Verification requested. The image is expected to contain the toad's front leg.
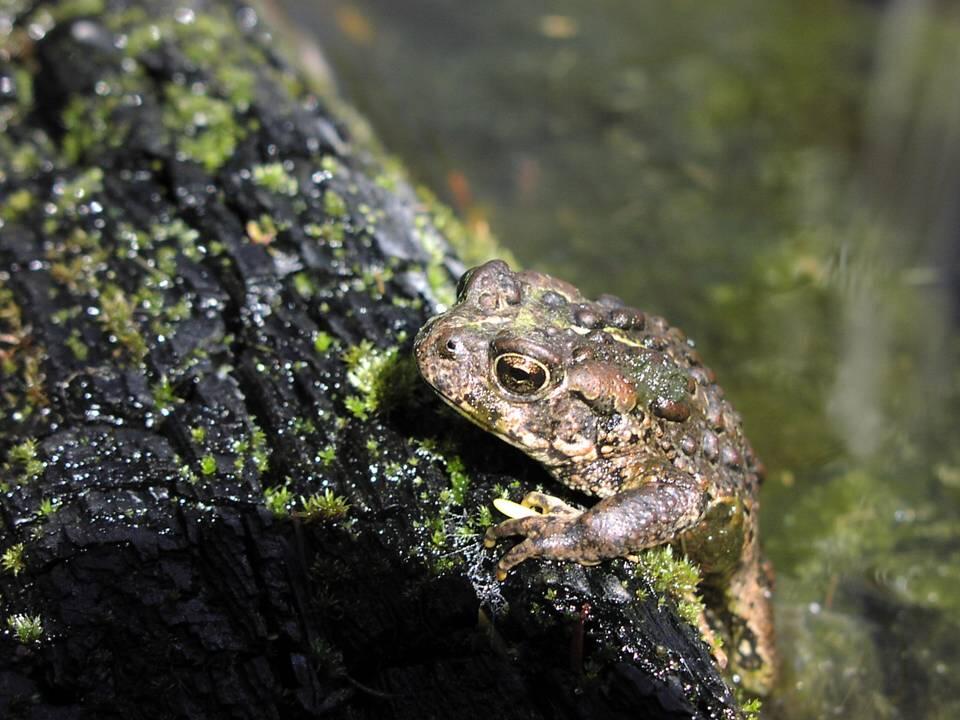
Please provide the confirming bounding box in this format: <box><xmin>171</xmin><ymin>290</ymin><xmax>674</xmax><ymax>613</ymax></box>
<box><xmin>484</xmin><ymin>468</ymin><xmax>706</xmax><ymax>580</ymax></box>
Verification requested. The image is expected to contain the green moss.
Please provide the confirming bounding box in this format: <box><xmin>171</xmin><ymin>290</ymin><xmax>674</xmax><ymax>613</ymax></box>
<box><xmin>313</xmin><ymin>331</ymin><xmax>334</xmax><ymax>353</ymax></box>
<box><xmin>7</xmin><ymin>439</ymin><xmax>44</xmax><ymax>482</ymax></box>
<box><xmin>253</xmin><ymin>162</ymin><xmax>299</xmax><ymax>196</ymax></box>
<box><xmin>7</xmin><ymin>613</ymin><xmax>42</xmax><ymax>644</ymax></box>
<box><xmin>163</xmin><ymin>83</ymin><xmax>243</xmax><ymax>173</ymax></box>
<box><xmin>190</xmin><ymin>426</ymin><xmax>206</xmax><ymax>443</ymax></box>
<box><xmin>342</xmin><ymin>341</ymin><xmax>419</xmax><ymax>420</ymax></box>
<box><xmin>38</xmin><ymin>497</ymin><xmax>61</xmax><ymax>517</ymax></box>
<box><xmin>323</xmin><ymin>189</ymin><xmax>348</xmax><ymax>219</ymax></box>
<box><xmin>65</xmin><ymin>330</ymin><xmax>89</xmax><ymax>361</ymax></box>
<box><xmin>739</xmin><ymin>695</ymin><xmax>762</xmax><ymax>719</ymax></box>
<box><xmin>264</xmin><ymin>483</ymin><xmax>294</xmax><ymax>517</ymax></box>
<box><xmin>299</xmin><ymin>489</ymin><xmax>350</xmax><ymax>522</ymax></box>
<box><xmin>50</xmin><ymin>0</ymin><xmax>105</xmax><ymax>20</ymax></box>
<box><xmin>56</xmin><ymin>167</ymin><xmax>104</xmax><ymax>216</ymax></box>
<box><xmin>99</xmin><ymin>284</ymin><xmax>147</xmax><ymax>362</ymax></box>
<box><xmin>1</xmin><ymin>189</ymin><xmax>33</xmax><ymax>222</ymax></box>
<box><xmin>61</xmin><ymin>92</ymin><xmax>123</xmax><ymax>164</ymax></box>
<box><xmin>152</xmin><ymin>377</ymin><xmax>177</xmax><ymax>413</ymax></box>
<box><xmin>199</xmin><ymin>454</ymin><xmax>217</xmax><ymax>476</ymax></box>
<box><xmin>445</xmin><ymin>455</ymin><xmax>470</xmax><ymax>505</ymax></box>
<box><xmin>633</xmin><ymin>545</ymin><xmax>705</xmax><ymax>628</ymax></box>
<box><xmin>1</xmin><ymin>544</ymin><xmax>25</xmax><ymax>576</ymax></box>
<box><xmin>318</xmin><ymin>445</ymin><xmax>336</xmax><ymax>466</ymax></box>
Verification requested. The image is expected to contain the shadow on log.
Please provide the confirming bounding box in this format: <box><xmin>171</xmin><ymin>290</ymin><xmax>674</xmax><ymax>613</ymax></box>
<box><xmin>0</xmin><ymin>1</ymin><xmax>743</xmax><ymax>717</ymax></box>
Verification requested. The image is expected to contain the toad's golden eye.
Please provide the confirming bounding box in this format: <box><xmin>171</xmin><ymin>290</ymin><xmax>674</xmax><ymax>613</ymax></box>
<box><xmin>494</xmin><ymin>353</ymin><xmax>550</xmax><ymax>396</ymax></box>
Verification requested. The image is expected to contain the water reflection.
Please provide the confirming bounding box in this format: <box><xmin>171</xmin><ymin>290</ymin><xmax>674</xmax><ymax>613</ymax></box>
<box><xmin>278</xmin><ymin>1</ymin><xmax>960</xmax><ymax>716</ymax></box>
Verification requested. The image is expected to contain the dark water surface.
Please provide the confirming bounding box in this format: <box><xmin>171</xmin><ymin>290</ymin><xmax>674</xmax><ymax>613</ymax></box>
<box><xmin>278</xmin><ymin>1</ymin><xmax>960</xmax><ymax>716</ymax></box>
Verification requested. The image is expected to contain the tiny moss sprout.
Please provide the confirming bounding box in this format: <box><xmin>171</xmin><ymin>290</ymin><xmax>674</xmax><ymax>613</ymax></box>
<box><xmin>318</xmin><ymin>445</ymin><xmax>336</xmax><ymax>466</ymax></box>
<box><xmin>38</xmin><ymin>497</ymin><xmax>61</xmax><ymax>517</ymax></box>
<box><xmin>323</xmin><ymin>189</ymin><xmax>347</xmax><ymax>219</ymax></box>
<box><xmin>740</xmin><ymin>695</ymin><xmax>762</xmax><ymax>719</ymax></box>
<box><xmin>313</xmin><ymin>331</ymin><xmax>334</xmax><ymax>353</ymax></box>
<box><xmin>152</xmin><ymin>377</ymin><xmax>178</xmax><ymax>413</ymax></box>
<box><xmin>1</xmin><ymin>544</ymin><xmax>26</xmax><ymax>576</ymax></box>
<box><xmin>298</xmin><ymin>489</ymin><xmax>350</xmax><ymax>522</ymax></box>
<box><xmin>7</xmin><ymin>613</ymin><xmax>43</xmax><ymax>643</ymax></box>
<box><xmin>252</xmin><ymin>162</ymin><xmax>298</xmax><ymax>196</ymax></box>
<box><xmin>264</xmin><ymin>484</ymin><xmax>294</xmax><ymax>517</ymax></box>
<box><xmin>190</xmin><ymin>426</ymin><xmax>207</xmax><ymax>443</ymax></box>
<box><xmin>445</xmin><ymin>455</ymin><xmax>470</xmax><ymax>505</ymax></box>
<box><xmin>7</xmin><ymin>439</ymin><xmax>45</xmax><ymax>482</ymax></box>
<box><xmin>199</xmin><ymin>454</ymin><xmax>217</xmax><ymax>476</ymax></box>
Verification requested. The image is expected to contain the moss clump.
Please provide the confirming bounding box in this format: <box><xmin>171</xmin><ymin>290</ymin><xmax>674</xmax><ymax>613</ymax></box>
<box><xmin>264</xmin><ymin>484</ymin><xmax>294</xmax><ymax>517</ymax></box>
<box><xmin>65</xmin><ymin>330</ymin><xmax>89</xmax><ymax>361</ymax></box>
<box><xmin>99</xmin><ymin>284</ymin><xmax>148</xmax><ymax>362</ymax></box>
<box><xmin>313</xmin><ymin>331</ymin><xmax>334</xmax><ymax>353</ymax></box>
<box><xmin>323</xmin><ymin>189</ymin><xmax>348</xmax><ymax>219</ymax></box>
<box><xmin>317</xmin><ymin>445</ymin><xmax>336</xmax><ymax>466</ymax></box>
<box><xmin>445</xmin><ymin>454</ymin><xmax>470</xmax><ymax>505</ymax></box>
<box><xmin>61</xmin><ymin>94</ymin><xmax>123</xmax><ymax>164</ymax></box>
<box><xmin>163</xmin><ymin>83</ymin><xmax>243</xmax><ymax>173</ymax></box>
<box><xmin>298</xmin><ymin>489</ymin><xmax>350</xmax><ymax>522</ymax></box>
<box><xmin>152</xmin><ymin>377</ymin><xmax>177</xmax><ymax>413</ymax></box>
<box><xmin>7</xmin><ymin>439</ymin><xmax>44</xmax><ymax>482</ymax></box>
<box><xmin>253</xmin><ymin>163</ymin><xmax>298</xmax><ymax>196</ymax></box>
<box><xmin>341</xmin><ymin>341</ymin><xmax>419</xmax><ymax>420</ymax></box>
<box><xmin>38</xmin><ymin>497</ymin><xmax>61</xmax><ymax>517</ymax></box>
<box><xmin>7</xmin><ymin>613</ymin><xmax>43</xmax><ymax>643</ymax></box>
<box><xmin>1</xmin><ymin>189</ymin><xmax>33</xmax><ymax>222</ymax></box>
<box><xmin>199</xmin><ymin>454</ymin><xmax>217</xmax><ymax>476</ymax></box>
<box><xmin>633</xmin><ymin>545</ymin><xmax>705</xmax><ymax>628</ymax></box>
<box><xmin>1</xmin><ymin>544</ymin><xmax>26</xmax><ymax>576</ymax></box>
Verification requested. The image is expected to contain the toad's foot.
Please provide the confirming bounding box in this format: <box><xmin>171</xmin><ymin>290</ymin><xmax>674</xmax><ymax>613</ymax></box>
<box><xmin>484</xmin><ymin>478</ymin><xmax>705</xmax><ymax>581</ymax></box>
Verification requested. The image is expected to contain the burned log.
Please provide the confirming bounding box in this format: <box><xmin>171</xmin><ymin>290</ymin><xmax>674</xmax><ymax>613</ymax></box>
<box><xmin>0</xmin><ymin>1</ymin><xmax>744</xmax><ymax>717</ymax></box>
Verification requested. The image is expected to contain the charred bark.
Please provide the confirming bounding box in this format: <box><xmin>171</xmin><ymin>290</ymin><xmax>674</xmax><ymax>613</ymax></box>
<box><xmin>0</xmin><ymin>1</ymin><xmax>743</xmax><ymax>718</ymax></box>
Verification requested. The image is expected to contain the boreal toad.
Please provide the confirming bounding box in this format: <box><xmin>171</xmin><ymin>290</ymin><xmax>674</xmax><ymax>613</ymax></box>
<box><xmin>414</xmin><ymin>259</ymin><xmax>776</xmax><ymax>695</ymax></box>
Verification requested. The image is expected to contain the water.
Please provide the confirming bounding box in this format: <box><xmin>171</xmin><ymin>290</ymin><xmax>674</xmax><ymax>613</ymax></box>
<box><xmin>277</xmin><ymin>1</ymin><xmax>960</xmax><ymax>716</ymax></box>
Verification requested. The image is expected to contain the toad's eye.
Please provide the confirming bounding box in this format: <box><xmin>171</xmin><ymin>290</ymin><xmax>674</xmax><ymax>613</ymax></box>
<box><xmin>494</xmin><ymin>353</ymin><xmax>550</xmax><ymax>396</ymax></box>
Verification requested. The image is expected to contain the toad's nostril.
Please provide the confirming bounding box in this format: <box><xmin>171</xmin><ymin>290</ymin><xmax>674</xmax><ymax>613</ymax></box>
<box><xmin>438</xmin><ymin>331</ymin><xmax>463</xmax><ymax>359</ymax></box>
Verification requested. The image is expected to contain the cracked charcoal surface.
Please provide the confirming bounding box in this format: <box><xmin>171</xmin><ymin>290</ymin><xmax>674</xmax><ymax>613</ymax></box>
<box><xmin>0</xmin><ymin>1</ymin><xmax>742</xmax><ymax>718</ymax></box>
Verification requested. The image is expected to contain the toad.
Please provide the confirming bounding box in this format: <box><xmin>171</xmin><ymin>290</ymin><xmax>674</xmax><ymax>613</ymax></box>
<box><xmin>414</xmin><ymin>259</ymin><xmax>776</xmax><ymax>695</ymax></box>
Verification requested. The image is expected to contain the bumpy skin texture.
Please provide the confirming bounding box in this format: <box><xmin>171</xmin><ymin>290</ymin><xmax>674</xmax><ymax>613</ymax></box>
<box><xmin>415</xmin><ymin>260</ymin><xmax>776</xmax><ymax>695</ymax></box>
